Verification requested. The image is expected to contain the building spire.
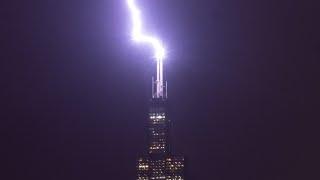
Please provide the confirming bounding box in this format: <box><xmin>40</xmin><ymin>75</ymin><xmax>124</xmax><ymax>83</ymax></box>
<box><xmin>153</xmin><ymin>60</ymin><xmax>167</xmax><ymax>99</ymax></box>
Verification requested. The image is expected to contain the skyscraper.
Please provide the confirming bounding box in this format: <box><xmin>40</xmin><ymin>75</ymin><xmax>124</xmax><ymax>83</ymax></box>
<box><xmin>125</xmin><ymin>1</ymin><xmax>184</xmax><ymax>178</ymax></box>
<box><xmin>137</xmin><ymin>73</ymin><xmax>185</xmax><ymax>180</ymax></box>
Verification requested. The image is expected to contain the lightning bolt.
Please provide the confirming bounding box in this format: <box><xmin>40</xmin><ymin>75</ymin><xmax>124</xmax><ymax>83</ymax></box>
<box><xmin>126</xmin><ymin>0</ymin><xmax>166</xmax><ymax>61</ymax></box>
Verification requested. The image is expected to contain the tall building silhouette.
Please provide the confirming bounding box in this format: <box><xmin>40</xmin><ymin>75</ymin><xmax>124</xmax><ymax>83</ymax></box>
<box><xmin>137</xmin><ymin>69</ymin><xmax>185</xmax><ymax>180</ymax></box>
<box><xmin>125</xmin><ymin>1</ymin><xmax>184</xmax><ymax>179</ymax></box>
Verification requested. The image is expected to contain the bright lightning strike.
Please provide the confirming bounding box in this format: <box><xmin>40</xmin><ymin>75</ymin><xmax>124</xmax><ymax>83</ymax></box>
<box><xmin>126</xmin><ymin>0</ymin><xmax>166</xmax><ymax>61</ymax></box>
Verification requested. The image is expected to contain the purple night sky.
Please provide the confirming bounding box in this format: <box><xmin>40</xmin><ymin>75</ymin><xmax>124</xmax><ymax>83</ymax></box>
<box><xmin>1</xmin><ymin>0</ymin><xmax>318</xmax><ymax>179</ymax></box>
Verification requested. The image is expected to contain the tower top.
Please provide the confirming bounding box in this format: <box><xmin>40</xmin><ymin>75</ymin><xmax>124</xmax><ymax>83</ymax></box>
<box><xmin>126</xmin><ymin>0</ymin><xmax>167</xmax><ymax>99</ymax></box>
<box><xmin>152</xmin><ymin>60</ymin><xmax>167</xmax><ymax>99</ymax></box>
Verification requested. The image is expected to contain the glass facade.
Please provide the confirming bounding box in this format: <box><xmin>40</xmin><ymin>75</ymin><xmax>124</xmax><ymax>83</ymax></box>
<box><xmin>137</xmin><ymin>98</ymin><xmax>185</xmax><ymax>180</ymax></box>
<box><xmin>137</xmin><ymin>157</ymin><xmax>185</xmax><ymax>180</ymax></box>
<box><xmin>148</xmin><ymin>112</ymin><xmax>168</xmax><ymax>154</ymax></box>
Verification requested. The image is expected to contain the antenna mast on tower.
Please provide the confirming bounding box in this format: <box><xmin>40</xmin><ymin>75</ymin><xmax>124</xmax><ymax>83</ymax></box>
<box><xmin>153</xmin><ymin>59</ymin><xmax>166</xmax><ymax>99</ymax></box>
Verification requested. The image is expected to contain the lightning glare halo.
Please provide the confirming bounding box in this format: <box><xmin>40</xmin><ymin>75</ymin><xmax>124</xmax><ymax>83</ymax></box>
<box><xmin>127</xmin><ymin>0</ymin><xmax>166</xmax><ymax>61</ymax></box>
